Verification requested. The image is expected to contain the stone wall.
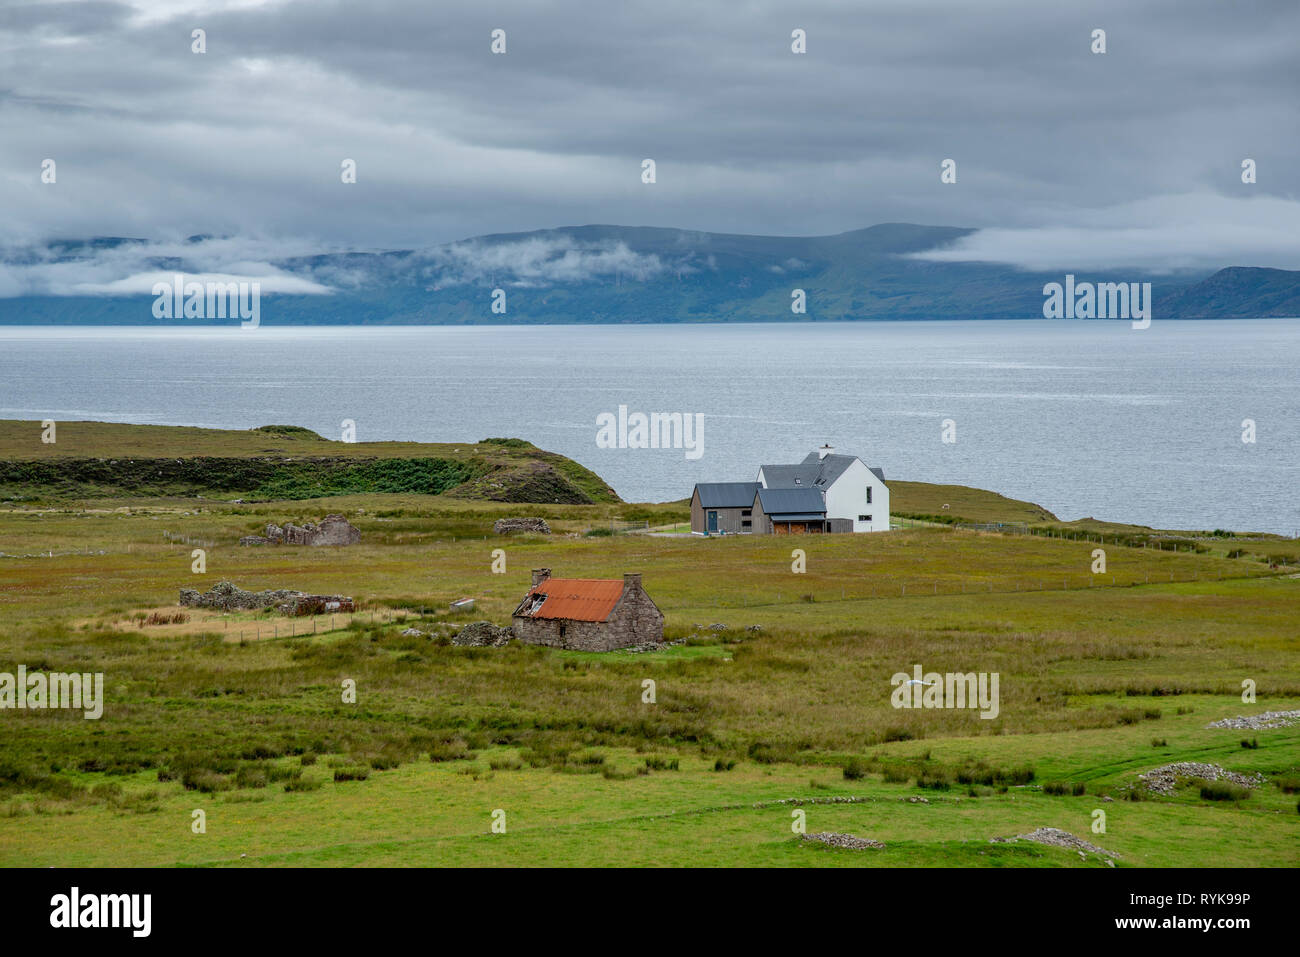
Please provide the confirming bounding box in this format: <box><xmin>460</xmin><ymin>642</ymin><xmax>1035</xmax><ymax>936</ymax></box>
<box><xmin>179</xmin><ymin>580</ymin><xmax>354</xmax><ymax>616</ymax></box>
<box><xmin>240</xmin><ymin>514</ymin><xmax>360</xmax><ymax>546</ymax></box>
<box><xmin>452</xmin><ymin>621</ymin><xmax>514</xmax><ymax>647</ymax></box>
<box><xmin>493</xmin><ymin>517</ymin><xmax>551</xmax><ymax>535</ymax></box>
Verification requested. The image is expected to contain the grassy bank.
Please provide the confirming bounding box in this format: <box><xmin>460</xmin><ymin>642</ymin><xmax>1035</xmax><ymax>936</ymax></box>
<box><xmin>0</xmin><ymin>421</ymin><xmax>618</xmax><ymax>505</ymax></box>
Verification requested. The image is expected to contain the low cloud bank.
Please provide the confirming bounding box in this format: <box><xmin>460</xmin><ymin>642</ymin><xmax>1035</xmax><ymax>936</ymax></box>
<box><xmin>416</xmin><ymin>236</ymin><xmax>666</xmax><ymax>289</ymax></box>
<box><xmin>907</xmin><ymin>195</ymin><xmax>1300</xmax><ymax>272</ymax></box>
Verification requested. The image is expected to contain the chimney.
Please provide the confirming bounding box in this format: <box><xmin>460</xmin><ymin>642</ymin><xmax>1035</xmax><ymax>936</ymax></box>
<box><xmin>531</xmin><ymin>568</ymin><xmax>551</xmax><ymax>587</ymax></box>
<box><xmin>623</xmin><ymin>572</ymin><xmax>642</xmax><ymax>592</ymax></box>
<box><xmin>818</xmin><ymin>443</ymin><xmax>834</xmax><ymax>460</ymax></box>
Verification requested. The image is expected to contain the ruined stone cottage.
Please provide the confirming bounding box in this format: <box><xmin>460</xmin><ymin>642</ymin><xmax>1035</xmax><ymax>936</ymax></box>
<box><xmin>511</xmin><ymin>568</ymin><xmax>663</xmax><ymax>651</ymax></box>
<box><xmin>239</xmin><ymin>514</ymin><xmax>360</xmax><ymax>547</ymax></box>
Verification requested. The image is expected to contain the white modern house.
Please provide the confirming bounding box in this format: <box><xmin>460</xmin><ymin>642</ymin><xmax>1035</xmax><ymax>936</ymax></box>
<box><xmin>691</xmin><ymin>445</ymin><xmax>890</xmax><ymax>535</ymax></box>
<box><xmin>757</xmin><ymin>445</ymin><xmax>890</xmax><ymax>533</ymax></box>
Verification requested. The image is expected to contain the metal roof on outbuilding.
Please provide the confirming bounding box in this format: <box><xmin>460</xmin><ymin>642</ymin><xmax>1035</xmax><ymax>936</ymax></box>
<box><xmin>694</xmin><ymin>481</ymin><xmax>761</xmax><ymax>508</ymax></box>
<box><xmin>515</xmin><ymin>578</ymin><xmax>625</xmax><ymax>622</ymax></box>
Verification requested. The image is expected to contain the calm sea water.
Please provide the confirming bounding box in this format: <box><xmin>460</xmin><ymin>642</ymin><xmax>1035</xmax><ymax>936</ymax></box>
<box><xmin>1</xmin><ymin>321</ymin><xmax>1297</xmax><ymax>534</ymax></box>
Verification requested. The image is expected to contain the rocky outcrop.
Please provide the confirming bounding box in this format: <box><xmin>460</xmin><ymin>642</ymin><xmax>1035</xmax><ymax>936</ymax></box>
<box><xmin>493</xmin><ymin>517</ymin><xmax>551</xmax><ymax>535</ymax></box>
<box><xmin>179</xmin><ymin>580</ymin><xmax>354</xmax><ymax>616</ymax></box>
<box><xmin>452</xmin><ymin>621</ymin><xmax>514</xmax><ymax>647</ymax></box>
<box><xmin>240</xmin><ymin>514</ymin><xmax>360</xmax><ymax>546</ymax></box>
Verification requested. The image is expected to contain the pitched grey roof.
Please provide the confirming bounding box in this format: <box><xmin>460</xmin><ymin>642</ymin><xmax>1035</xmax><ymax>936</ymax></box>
<box><xmin>756</xmin><ymin>486</ymin><xmax>826</xmax><ymax>516</ymax></box>
<box><xmin>694</xmin><ymin>481</ymin><xmax>760</xmax><ymax>508</ymax></box>
<box><xmin>759</xmin><ymin>453</ymin><xmax>887</xmax><ymax>489</ymax></box>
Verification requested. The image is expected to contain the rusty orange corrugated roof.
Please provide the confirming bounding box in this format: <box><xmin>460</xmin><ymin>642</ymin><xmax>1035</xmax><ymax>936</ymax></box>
<box><xmin>522</xmin><ymin>578</ymin><xmax>624</xmax><ymax>622</ymax></box>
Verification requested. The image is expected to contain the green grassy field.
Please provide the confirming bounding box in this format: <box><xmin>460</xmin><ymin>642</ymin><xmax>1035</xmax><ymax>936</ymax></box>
<box><xmin>1</xmin><ymin>423</ymin><xmax>1297</xmax><ymax>867</ymax></box>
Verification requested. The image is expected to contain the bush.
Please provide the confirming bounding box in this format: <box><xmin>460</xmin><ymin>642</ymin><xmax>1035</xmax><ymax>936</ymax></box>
<box><xmin>284</xmin><ymin>776</ymin><xmax>323</xmax><ymax>793</ymax></box>
<box><xmin>1043</xmin><ymin>781</ymin><xmax>1086</xmax><ymax>796</ymax></box>
<box><xmin>180</xmin><ymin>768</ymin><xmax>231</xmax><ymax>793</ymax></box>
<box><xmin>1241</xmin><ymin>738</ymin><xmax>1259</xmax><ymax>750</ymax></box>
<box><xmin>713</xmin><ymin>758</ymin><xmax>736</xmax><ymax>772</ymax></box>
<box><xmin>1151</xmin><ymin>738</ymin><xmax>1168</xmax><ymax>748</ymax></box>
<box><xmin>234</xmin><ymin>766</ymin><xmax>268</xmax><ymax>789</ymax></box>
<box><xmin>643</xmin><ymin>756</ymin><xmax>678</xmax><ymax>771</ymax></box>
<box><xmin>1274</xmin><ymin>775</ymin><xmax>1300</xmax><ymax>794</ymax></box>
<box><xmin>1199</xmin><ymin>780</ymin><xmax>1250</xmax><ymax>802</ymax></box>
<box><xmin>917</xmin><ymin>770</ymin><xmax>951</xmax><ymax>791</ymax></box>
<box><xmin>956</xmin><ymin>764</ymin><xmax>1035</xmax><ymax>787</ymax></box>
<box><xmin>430</xmin><ymin>740</ymin><xmax>476</xmax><ymax>762</ymax></box>
<box><xmin>332</xmin><ymin>767</ymin><xmax>370</xmax><ymax>783</ymax></box>
<box><xmin>843</xmin><ymin>758</ymin><xmax>868</xmax><ymax>781</ymax></box>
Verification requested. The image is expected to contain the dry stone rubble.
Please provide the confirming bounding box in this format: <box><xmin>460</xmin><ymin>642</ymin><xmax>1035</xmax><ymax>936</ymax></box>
<box><xmin>493</xmin><ymin>517</ymin><xmax>551</xmax><ymax>535</ymax></box>
<box><xmin>802</xmin><ymin>832</ymin><xmax>885</xmax><ymax>850</ymax></box>
<box><xmin>1139</xmin><ymin>762</ymin><xmax>1265</xmax><ymax>795</ymax></box>
<box><xmin>178</xmin><ymin>580</ymin><xmax>355</xmax><ymax>616</ymax></box>
<box><xmin>991</xmin><ymin>827</ymin><xmax>1118</xmax><ymax>859</ymax></box>
<box><xmin>239</xmin><ymin>514</ymin><xmax>360</xmax><ymax>546</ymax></box>
<box><xmin>1206</xmin><ymin>710</ymin><xmax>1300</xmax><ymax>730</ymax></box>
<box><xmin>452</xmin><ymin>621</ymin><xmax>514</xmax><ymax>647</ymax></box>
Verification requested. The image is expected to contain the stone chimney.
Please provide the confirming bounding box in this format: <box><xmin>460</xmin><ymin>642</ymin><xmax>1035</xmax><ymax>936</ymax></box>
<box><xmin>531</xmin><ymin>568</ymin><xmax>551</xmax><ymax>587</ymax></box>
<box><xmin>623</xmin><ymin>572</ymin><xmax>642</xmax><ymax>592</ymax></box>
<box><xmin>817</xmin><ymin>443</ymin><xmax>835</xmax><ymax>460</ymax></box>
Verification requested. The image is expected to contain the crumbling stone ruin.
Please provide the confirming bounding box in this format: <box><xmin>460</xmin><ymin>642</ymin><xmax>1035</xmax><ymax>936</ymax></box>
<box><xmin>510</xmin><ymin>569</ymin><xmax>663</xmax><ymax>652</ymax></box>
<box><xmin>492</xmin><ymin>517</ymin><xmax>551</xmax><ymax>535</ymax></box>
<box><xmin>178</xmin><ymin>580</ymin><xmax>355</xmax><ymax>616</ymax></box>
<box><xmin>451</xmin><ymin>621</ymin><xmax>514</xmax><ymax>647</ymax></box>
<box><xmin>239</xmin><ymin>514</ymin><xmax>361</xmax><ymax>546</ymax></box>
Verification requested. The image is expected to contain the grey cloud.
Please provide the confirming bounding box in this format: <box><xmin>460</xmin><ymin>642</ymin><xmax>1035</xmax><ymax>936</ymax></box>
<box><xmin>0</xmin><ymin>0</ymin><xmax>1296</xmax><ymax>263</ymax></box>
<box><xmin>0</xmin><ymin>236</ymin><xmax>337</xmax><ymax>296</ymax></box>
<box><xmin>908</xmin><ymin>194</ymin><xmax>1300</xmax><ymax>271</ymax></box>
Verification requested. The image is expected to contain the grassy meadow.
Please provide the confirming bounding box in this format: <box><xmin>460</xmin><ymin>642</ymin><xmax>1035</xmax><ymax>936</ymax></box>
<box><xmin>1</xmin><ymin>422</ymin><xmax>1298</xmax><ymax>868</ymax></box>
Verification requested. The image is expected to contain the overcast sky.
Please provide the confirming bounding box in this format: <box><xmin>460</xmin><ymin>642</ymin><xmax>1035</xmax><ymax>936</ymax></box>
<box><xmin>1</xmin><ymin>0</ymin><xmax>1297</xmax><ymax>270</ymax></box>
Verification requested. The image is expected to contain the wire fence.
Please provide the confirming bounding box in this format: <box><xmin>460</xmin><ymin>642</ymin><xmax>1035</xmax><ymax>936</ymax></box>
<box><xmin>220</xmin><ymin>608</ymin><xmax>415</xmax><ymax>643</ymax></box>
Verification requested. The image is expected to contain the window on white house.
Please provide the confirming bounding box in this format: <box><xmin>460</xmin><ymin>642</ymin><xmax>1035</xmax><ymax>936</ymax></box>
<box><xmin>865</xmin><ymin>487</ymin><xmax>872</xmax><ymax>504</ymax></box>
<box><xmin>859</xmin><ymin>515</ymin><xmax>872</xmax><ymax>522</ymax></box>
<box><xmin>741</xmin><ymin>509</ymin><xmax>751</xmax><ymax>516</ymax></box>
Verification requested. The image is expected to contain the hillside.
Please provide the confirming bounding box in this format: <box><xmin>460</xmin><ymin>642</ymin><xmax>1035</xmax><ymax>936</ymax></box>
<box><xmin>6</xmin><ymin>224</ymin><xmax>1295</xmax><ymax>325</ymax></box>
<box><xmin>1158</xmin><ymin>266</ymin><xmax>1300</xmax><ymax>319</ymax></box>
<box><xmin>0</xmin><ymin>421</ymin><xmax>619</xmax><ymax>505</ymax></box>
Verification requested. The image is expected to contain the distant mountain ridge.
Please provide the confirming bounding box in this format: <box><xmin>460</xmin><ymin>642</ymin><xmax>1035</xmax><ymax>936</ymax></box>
<box><xmin>3</xmin><ymin>223</ymin><xmax>1298</xmax><ymax>324</ymax></box>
